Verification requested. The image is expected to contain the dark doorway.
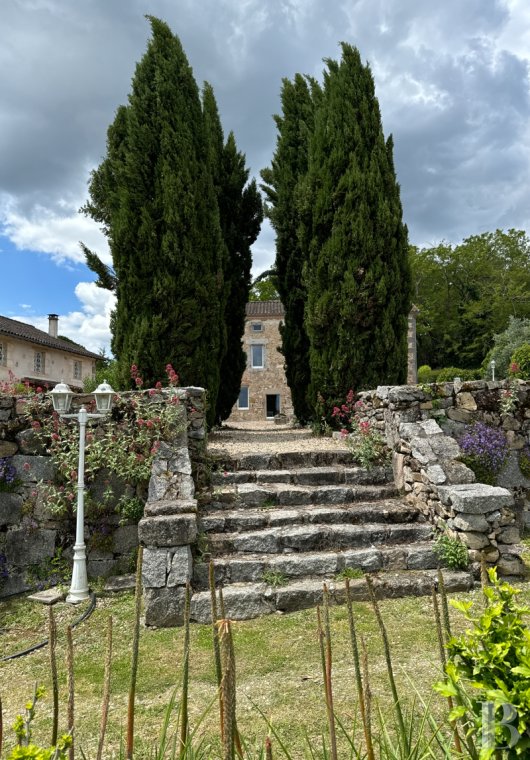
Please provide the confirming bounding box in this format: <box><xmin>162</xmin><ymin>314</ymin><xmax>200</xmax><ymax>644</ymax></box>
<box><xmin>266</xmin><ymin>394</ymin><xmax>281</xmax><ymax>418</ymax></box>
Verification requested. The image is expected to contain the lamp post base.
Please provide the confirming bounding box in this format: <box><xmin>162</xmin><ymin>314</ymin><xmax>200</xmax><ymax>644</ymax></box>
<box><xmin>66</xmin><ymin>542</ymin><xmax>89</xmax><ymax>604</ymax></box>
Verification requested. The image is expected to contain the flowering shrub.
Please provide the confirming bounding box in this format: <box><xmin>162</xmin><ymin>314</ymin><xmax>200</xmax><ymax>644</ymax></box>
<box><xmin>0</xmin><ymin>456</ymin><xmax>19</xmax><ymax>492</ymax></box>
<box><xmin>26</xmin><ymin>364</ymin><xmax>185</xmax><ymax>522</ymax></box>
<box><xmin>510</xmin><ymin>343</ymin><xmax>530</xmax><ymax>380</ymax></box>
<box><xmin>459</xmin><ymin>422</ymin><xmax>509</xmax><ymax>484</ymax></box>
<box><xmin>331</xmin><ymin>391</ymin><xmax>389</xmax><ymax>468</ymax></box>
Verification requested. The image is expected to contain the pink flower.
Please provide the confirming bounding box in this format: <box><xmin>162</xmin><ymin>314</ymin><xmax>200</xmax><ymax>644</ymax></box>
<box><xmin>51</xmin><ymin>433</ymin><xmax>60</xmax><ymax>441</ymax></box>
<box><xmin>155</xmin><ymin>381</ymin><xmax>162</xmax><ymax>389</ymax></box>
<box><xmin>36</xmin><ymin>386</ymin><xmax>43</xmax><ymax>393</ymax></box>
<box><xmin>148</xmin><ymin>389</ymin><xmax>156</xmax><ymax>397</ymax></box>
<box><xmin>31</xmin><ymin>420</ymin><xmax>41</xmax><ymax>429</ymax></box>
<box><xmin>135</xmin><ymin>376</ymin><xmax>143</xmax><ymax>388</ymax></box>
<box><xmin>340</xmin><ymin>428</ymin><xmax>348</xmax><ymax>438</ymax></box>
<box><xmin>137</xmin><ymin>418</ymin><xmax>145</xmax><ymax>426</ymax></box>
<box><xmin>510</xmin><ymin>362</ymin><xmax>520</xmax><ymax>375</ymax></box>
<box><xmin>70</xmin><ymin>469</ymin><xmax>78</xmax><ymax>481</ymax></box>
<box><xmin>23</xmin><ymin>462</ymin><xmax>31</xmax><ymax>471</ymax></box>
<box><xmin>146</xmin><ymin>420</ymin><xmax>154</xmax><ymax>428</ymax></box>
<box><xmin>359</xmin><ymin>420</ymin><xmax>370</xmax><ymax>434</ymax></box>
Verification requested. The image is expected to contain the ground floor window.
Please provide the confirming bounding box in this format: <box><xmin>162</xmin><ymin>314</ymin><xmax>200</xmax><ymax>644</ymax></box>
<box><xmin>238</xmin><ymin>386</ymin><xmax>249</xmax><ymax>409</ymax></box>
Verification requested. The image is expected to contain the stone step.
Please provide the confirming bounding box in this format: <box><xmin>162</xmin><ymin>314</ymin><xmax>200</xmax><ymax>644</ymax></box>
<box><xmin>211</xmin><ymin>464</ymin><xmax>392</xmax><ymax>487</ymax></box>
<box><xmin>203</xmin><ymin>482</ymin><xmax>398</xmax><ymax>510</ymax></box>
<box><xmin>193</xmin><ymin>541</ymin><xmax>440</xmax><ymax>588</ymax></box>
<box><xmin>217</xmin><ymin>450</ymin><xmax>356</xmax><ymax>471</ymax></box>
<box><xmin>189</xmin><ymin>569</ymin><xmax>475</xmax><ymax>623</ymax></box>
<box><xmin>206</xmin><ymin>521</ymin><xmax>433</xmax><ymax>556</ymax></box>
<box><xmin>198</xmin><ymin>500</ymin><xmax>421</xmax><ymax>534</ymax></box>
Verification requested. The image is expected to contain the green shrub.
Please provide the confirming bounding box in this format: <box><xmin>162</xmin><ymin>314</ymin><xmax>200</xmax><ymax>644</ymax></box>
<box><xmin>436</xmin><ymin>366</ymin><xmax>481</xmax><ymax>382</ymax></box>
<box><xmin>436</xmin><ymin>569</ymin><xmax>530</xmax><ymax>755</ymax></box>
<box><xmin>417</xmin><ymin>364</ymin><xmax>436</xmax><ymax>383</ymax></box>
<box><xmin>433</xmin><ymin>533</ymin><xmax>469</xmax><ymax>570</ymax></box>
<box><xmin>510</xmin><ymin>342</ymin><xmax>530</xmax><ymax>379</ymax></box>
<box><xmin>482</xmin><ymin>315</ymin><xmax>530</xmax><ymax>379</ymax></box>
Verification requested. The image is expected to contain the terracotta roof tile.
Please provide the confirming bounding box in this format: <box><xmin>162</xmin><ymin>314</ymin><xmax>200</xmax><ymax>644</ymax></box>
<box><xmin>245</xmin><ymin>300</ymin><xmax>285</xmax><ymax>318</ymax></box>
<box><xmin>0</xmin><ymin>316</ymin><xmax>100</xmax><ymax>359</ymax></box>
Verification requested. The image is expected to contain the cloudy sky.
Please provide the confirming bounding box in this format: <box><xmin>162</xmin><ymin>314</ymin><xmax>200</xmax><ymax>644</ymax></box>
<box><xmin>2</xmin><ymin>0</ymin><xmax>530</xmax><ymax>353</ymax></box>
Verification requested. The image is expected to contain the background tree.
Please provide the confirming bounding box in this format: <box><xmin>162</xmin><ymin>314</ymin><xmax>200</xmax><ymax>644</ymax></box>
<box><xmin>261</xmin><ymin>75</ymin><xmax>320</xmax><ymax>422</ymax></box>
<box><xmin>248</xmin><ymin>269</ymin><xmax>280</xmax><ymax>301</ymax></box>
<box><xmin>304</xmin><ymin>44</ymin><xmax>411</xmax><ymax>415</ymax></box>
<box><xmin>202</xmin><ymin>83</ymin><xmax>263</xmax><ymax>423</ymax></box>
<box><xmin>81</xmin><ymin>17</ymin><xmax>227</xmax><ymax>425</ymax></box>
<box><xmin>410</xmin><ymin>229</ymin><xmax>530</xmax><ymax>370</ymax></box>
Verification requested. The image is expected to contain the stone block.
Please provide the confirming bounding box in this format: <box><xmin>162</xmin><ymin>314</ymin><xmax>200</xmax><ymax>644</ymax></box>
<box><xmin>87</xmin><ymin>557</ymin><xmax>117</xmax><ymax>578</ymax></box>
<box><xmin>497</xmin><ymin>556</ymin><xmax>526</xmax><ymax>576</ymax></box>
<box><xmin>142</xmin><ymin>548</ymin><xmax>169</xmax><ymax>587</ymax></box>
<box><xmin>437</xmin><ymin>483</ymin><xmax>513</xmax><ymax>514</ymax></box>
<box><xmin>0</xmin><ymin>492</ymin><xmax>23</xmax><ymax>526</ymax></box>
<box><xmin>15</xmin><ymin>429</ymin><xmax>46</xmax><ymax>455</ymax></box>
<box><xmin>497</xmin><ymin>451</ymin><xmax>530</xmax><ymax>489</ymax></box>
<box><xmin>144</xmin><ymin>499</ymin><xmax>197</xmax><ymax>517</ymax></box>
<box><xmin>424</xmin><ymin>465</ymin><xmax>446</xmax><ymax>485</ymax></box>
<box><xmin>447</xmin><ymin>408</ymin><xmax>474</xmax><ymax>424</ymax></box>
<box><xmin>145</xmin><ymin>586</ymin><xmax>186</xmax><ymax>627</ymax></box>
<box><xmin>148</xmin><ymin>471</ymin><xmax>195</xmax><ymax>502</ymax></box>
<box><xmin>112</xmin><ymin>524</ymin><xmax>138</xmax><ymax>555</ymax></box>
<box><xmin>497</xmin><ymin>526</ymin><xmax>521</xmax><ymax>544</ymax></box>
<box><xmin>11</xmin><ymin>455</ymin><xmax>54</xmax><ymax>483</ymax></box>
<box><xmin>429</xmin><ymin>435</ymin><xmax>461</xmax><ymax>460</ymax></box>
<box><xmin>418</xmin><ymin>419</ymin><xmax>444</xmax><ymax>436</ymax></box>
<box><xmin>190</xmin><ymin>584</ymin><xmax>272</xmax><ymax>623</ymax></box>
<box><xmin>410</xmin><ymin>438</ymin><xmax>437</xmax><ymax>465</ymax></box>
<box><xmin>458</xmin><ymin>531</ymin><xmax>490</xmax><ymax>550</ymax></box>
<box><xmin>456</xmin><ymin>392</ymin><xmax>477</xmax><ymax>411</ymax></box>
<box><xmin>4</xmin><ymin>527</ymin><xmax>56</xmax><ymax>568</ymax></box>
<box><xmin>167</xmin><ymin>546</ymin><xmax>193</xmax><ymax>586</ymax></box>
<box><xmin>443</xmin><ymin>461</ymin><xmax>476</xmax><ymax>485</ymax></box>
<box><xmin>393</xmin><ymin>452</ymin><xmax>405</xmax><ymax>490</ymax></box>
<box><xmin>452</xmin><ymin>513</ymin><xmax>489</xmax><ymax>532</ymax></box>
<box><xmin>0</xmin><ymin>441</ymin><xmax>18</xmax><ymax>457</ymax></box>
<box><xmin>138</xmin><ymin>514</ymin><xmax>197</xmax><ymax>547</ymax></box>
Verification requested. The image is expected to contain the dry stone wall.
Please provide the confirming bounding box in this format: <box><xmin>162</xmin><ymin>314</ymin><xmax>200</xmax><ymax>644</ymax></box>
<box><xmin>0</xmin><ymin>387</ymin><xmax>205</xmax><ymax>600</ymax></box>
<box><xmin>359</xmin><ymin>380</ymin><xmax>530</xmax><ymax>577</ymax></box>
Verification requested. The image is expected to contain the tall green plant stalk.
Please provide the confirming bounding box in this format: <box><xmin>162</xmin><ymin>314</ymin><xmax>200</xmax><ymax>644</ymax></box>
<box><xmin>365</xmin><ymin>575</ymin><xmax>409</xmax><ymax>754</ymax></box>
<box><xmin>345</xmin><ymin>578</ymin><xmax>374</xmax><ymax>760</ymax></box>
<box><xmin>127</xmin><ymin>545</ymin><xmax>143</xmax><ymax>760</ymax></box>
<box><xmin>437</xmin><ymin>570</ymin><xmax>452</xmax><ymax>640</ymax></box>
<box><xmin>219</xmin><ymin>586</ymin><xmax>226</xmax><ymax>618</ymax></box>
<box><xmin>0</xmin><ymin>694</ymin><xmax>3</xmax><ymax>757</ymax></box>
<box><xmin>360</xmin><ymin>637</ymin><xmax>372</xmax><ymax>750</ymax></box>
<box><xmin>97</xmin><ymin>616</ymin><xmax>113</xmax><ymax>760</ymax></box>
<box><xmin>432</xmin><ymin>586</ymin><xmax>463</xmax><ymax>756</ymax></box>
<box><xmin>66</xmin><ymin>625</ymin><xmax>74</xmax><ymax>760</ymax></box>
<box><xmin>480</xmin><ymin>554</ymin><xmax>489</xmax><ymax>593</ymax></box>
<box><xmin>209</xmin><ymin>561</ymin><xmax>222</xmax><ymax>686</ymax></box>
<box><xmin>322</xmin><ymin>585</ymin><xmax>338</xmax><ymax>760</ymax></box>
<box><xmin>179</xmin><ymin>580</ymin><xmax>191</xmax><ymax>759</ymax></box>
<box><xmin>219</xmin><ymin>620</ymin><xmax>236</xmax><ymax>760</ymax></box>
<box><xmin>48</xmin><ymin>605</ymin><xmax>59</xmax><ymax>747</ymax></box>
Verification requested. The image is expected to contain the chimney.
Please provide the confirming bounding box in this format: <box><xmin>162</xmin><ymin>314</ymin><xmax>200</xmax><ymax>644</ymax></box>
<box><xmin>48</xmin><ymin>314</ymin><xmax>59</xmax><ymax>338</ymax></box>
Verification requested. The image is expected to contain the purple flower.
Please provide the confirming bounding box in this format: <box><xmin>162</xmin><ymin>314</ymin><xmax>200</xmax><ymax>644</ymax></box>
<box><xmin>459</xmin><ymin>423</ymin><xmax>508</xmax><ymax>475</ymax></box>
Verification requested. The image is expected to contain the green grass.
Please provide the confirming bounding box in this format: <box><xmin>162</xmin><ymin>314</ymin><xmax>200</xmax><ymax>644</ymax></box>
<box><xmin>335</xmin><ymin>566</ymin><xmax>364</xmax><ymax>581</ymax></box>
<box><xmin>262</xmin><ymin>570</ymin><xmax>288</xmax><ymax>587</ymax></box>
<box><xmin>1</xmin><ymin>582</ymin><xmax>530</xmax><ymax>758</ymax></box>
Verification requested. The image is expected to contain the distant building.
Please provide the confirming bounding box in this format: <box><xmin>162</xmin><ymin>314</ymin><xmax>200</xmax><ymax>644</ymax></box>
<box><xmin>0</xmin><ymin>314</ymin><xmax>99</xmax><ymax>390</ymax></box>
<box><xmin>229</xmin><ymin>300</ymin><xmax>293</xmax><ymax>421</ymax></box>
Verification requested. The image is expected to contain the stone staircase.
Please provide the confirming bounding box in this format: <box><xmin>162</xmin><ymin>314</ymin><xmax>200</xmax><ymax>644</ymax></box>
<box><xmin>190</xmin><ymin>450</ymin><xmax>474</xmax><ymax>622</ymax></box>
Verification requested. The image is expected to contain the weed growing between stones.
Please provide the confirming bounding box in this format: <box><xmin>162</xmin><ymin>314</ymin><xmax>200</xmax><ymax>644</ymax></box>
<box><xmin>434</xmin><ymin>533</ymin><xmax>470</xmax><ymax>571</ymax></box>
<box><xmin>262</xmin><ymin>570</ymin><xmax>288</xmax><ymax>587</ymax></box>
<box><xmin>335</xmin><ymin>566</ymin><xmax>364</xmax><ymax>581</ymax></box>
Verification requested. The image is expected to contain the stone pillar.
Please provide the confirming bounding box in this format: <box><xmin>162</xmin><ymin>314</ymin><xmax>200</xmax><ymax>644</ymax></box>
<box><xmin>138</xmin><ymin>387</ymin><xmax>206</xmax><ymax>626</ymax></box>
<box><xmin>407</xmin><ymin>305</ymin><xmax>420</xmax><ymax>384</ymax></box>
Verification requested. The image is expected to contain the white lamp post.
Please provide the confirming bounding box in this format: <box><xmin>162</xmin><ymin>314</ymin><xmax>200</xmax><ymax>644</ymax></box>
<box><xmin>490</xmin><ymin>359</ymin><xmax>496</xmax><ymax>382</ymax></box>
<box><xmin>50</xmin><ymin>380</ymin><xmax>115</xmax><ymax>603</ymax></box>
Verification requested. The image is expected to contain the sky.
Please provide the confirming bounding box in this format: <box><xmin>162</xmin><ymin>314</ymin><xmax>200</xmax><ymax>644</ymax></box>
<box><xmin>2</xmin><ymin>0</ymin><xmax>530</xmax><ymax>354</ymax></box>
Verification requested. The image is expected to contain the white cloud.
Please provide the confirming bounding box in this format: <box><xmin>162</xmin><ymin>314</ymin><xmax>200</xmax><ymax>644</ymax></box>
<box><xmin>0</xmin><ymin>193</ymin><xmax>110</xmax><ymax>265</ymax></box>
<box><xmin>11</xmin><ymin>282</ymin><xmax>115</xmax><ymax>355</ymax></box>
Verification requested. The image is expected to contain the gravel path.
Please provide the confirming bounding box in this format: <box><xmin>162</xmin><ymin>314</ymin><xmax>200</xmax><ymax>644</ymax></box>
<box><xmin>207</xmin><ymin>420</ymin><xmax>350</xmax><ymax>458</ymax></box>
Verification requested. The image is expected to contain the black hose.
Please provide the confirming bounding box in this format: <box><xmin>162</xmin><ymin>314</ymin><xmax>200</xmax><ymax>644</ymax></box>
<box><xmin>0</xmin><ymin>592</ymin><xmax>97</xmax><ymax>662</ymax></box>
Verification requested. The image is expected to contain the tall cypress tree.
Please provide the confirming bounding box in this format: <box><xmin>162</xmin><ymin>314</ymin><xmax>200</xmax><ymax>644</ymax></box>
<box><xmin>82</xmin><ymin>18</ymin><xmax>225</xmax><ymax>425</ymax></box>
<box><xmin>261</xmin><ymin>75</ymin><xmax>321</xmax><ymax>423</ymax></box>
<box><xmin>202</xmin><ymin>84</ymin><xmax>263</xmax><ymax>424</ymax></box>
<box><xmin>304</xmin><ymin>44</ymin><xmax>411</xmax><ymax>415</ymax></box>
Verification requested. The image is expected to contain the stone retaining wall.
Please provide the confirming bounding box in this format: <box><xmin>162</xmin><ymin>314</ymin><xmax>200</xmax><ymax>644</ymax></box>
<box><xmin>0</xmin><ymin>387</ymin><xmax>206</xmax><ymax>599</ymax></box>
<box><xmin>359</xmin><ymin>380</ymin><xmax>530</xmax><ymax>576</ymax></box>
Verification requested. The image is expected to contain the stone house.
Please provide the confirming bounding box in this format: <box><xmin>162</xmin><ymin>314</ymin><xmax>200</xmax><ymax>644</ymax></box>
<box><xmin>0</xmin><ymin>314</ymin><xmax>99</xmax><ymax>390</ymax></box>
<box><xmin>229</xmin><ymin>300</ymin><xmax>293</xmax><ymax>422</ymax></box>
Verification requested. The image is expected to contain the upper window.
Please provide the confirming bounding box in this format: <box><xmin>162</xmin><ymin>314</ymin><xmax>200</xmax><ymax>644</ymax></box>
<box><xmin>74</xmin><ymin>360</ymin><xmax>82</xmax><ymax>380</ymax></box>
<box><xmin>251</xmin><ymin>322</ymin><xmax>263</xmax><ymax>332</ymax></box>
<box><xmin>0</xmin><ymin>342</ymin><xmax>6</xmax><ymax>366</ymax></box>
<box><xmin>250</xmin><ymin>344</ymin><xmax>264</xmax><ymax>368</ymax></box>
<box><xmin>237</xmin><ymin>386</ymin><xmax>249</xmax><ymax>409</ymax></box>
<box><xmin>34</xmin><ymin>351</ymin><xmax>45</xmax><ymax>374</ymax></box>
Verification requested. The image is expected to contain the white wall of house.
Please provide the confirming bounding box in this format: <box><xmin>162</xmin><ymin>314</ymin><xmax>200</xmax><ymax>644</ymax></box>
<box><xmin>0</xmin><ymin>336</ymin><xmax>96</xmax><ymax>389</ymax></box>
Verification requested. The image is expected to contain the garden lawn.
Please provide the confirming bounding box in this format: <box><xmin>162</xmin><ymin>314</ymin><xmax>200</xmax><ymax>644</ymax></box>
<box><xmin>1</xmin><ymin>581</ymin><xmax>530</xmax><ymax>758</ymax></box>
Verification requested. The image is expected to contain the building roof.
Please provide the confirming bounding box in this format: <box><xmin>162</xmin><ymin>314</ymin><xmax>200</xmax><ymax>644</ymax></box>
<box><xmin>0</xmin><ymin>315</ymin><xmax>100</xmax><ymax>359</ymax></box>
<box><xmin>246</xmin><ymin>300</ymin><xmax>285</xmax><ymax>318</ymax></box>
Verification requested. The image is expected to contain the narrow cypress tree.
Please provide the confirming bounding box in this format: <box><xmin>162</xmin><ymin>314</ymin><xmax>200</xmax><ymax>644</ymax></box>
<box><xmin>202</xmin><ymin>84</ymin><xmax>263</xmax><ymax>424</ymax></box>
<box><xmin>261</xmin><ymin>75</ymin><xmax>321</xmax><ymax>423</ymax></box>
<box><xmin>304</xmin><ymin>44</ymin><xmax>411</xmax><ymax>415</ymax></box>
<box><xmin>82</xmin><ymin>18</ymin><xmax>225</xmax><ymax>425</ymax></box>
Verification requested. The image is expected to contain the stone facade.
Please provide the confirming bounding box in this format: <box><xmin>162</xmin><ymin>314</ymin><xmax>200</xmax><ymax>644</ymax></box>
<box><xmin>228</xmin><ymin>300</ymin><xmax>293</xmax><ymax>422</ymax></box>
